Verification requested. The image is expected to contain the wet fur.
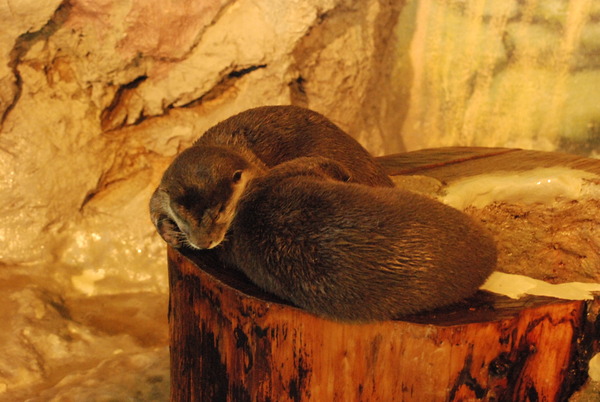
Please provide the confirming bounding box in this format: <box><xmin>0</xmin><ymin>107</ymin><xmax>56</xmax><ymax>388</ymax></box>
<box><xmin>149</xmin><ymin>106</ymin><xmax>497</xmax><ymax>321</ymax></box>
<box><xmin>195</xmin><ymin>105</ymin><xmax>393</xmax><ymax>187</ymax></box>
<box><xmin>222</xmin><ymin>157</ymin><xmax>497</xmax><ymax>322</ymax></box>
<box><xmin>150</xmin><ymin>146</ymin><xmax>265</xmax><ymax>249</ymax></box>
<box><xmin>150</xmin><ymin>105</ymin><xmax>393</xmax><ymax>249</ymax></box>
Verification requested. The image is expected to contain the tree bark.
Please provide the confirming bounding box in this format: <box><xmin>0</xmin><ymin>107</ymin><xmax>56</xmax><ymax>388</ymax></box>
<box><xmin>168</xmin><ymin>247</ymin><xmax>598</xmax><ymax>401</ymax></box>
<box><xmin>168</xmin><ymin>148</ymin><xmax>600</xmax><ymax>401</ymax></box>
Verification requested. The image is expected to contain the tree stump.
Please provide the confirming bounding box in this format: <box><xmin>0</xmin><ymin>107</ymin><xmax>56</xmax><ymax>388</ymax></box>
<box><xmin>168</xmin><ymin>148</ymin><xmax>600</xmax><ymax>401</ymax></box>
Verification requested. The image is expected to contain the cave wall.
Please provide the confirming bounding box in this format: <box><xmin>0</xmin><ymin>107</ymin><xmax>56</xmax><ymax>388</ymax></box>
<box><xmin>400</xmin><ymin>0</ymin><xmax>600</xmax><ymax>154</ymax></box>
<box><xmin>1</xmin><ymin>0</ymin><xmax>598</xmax><ymax>399</ymax></box>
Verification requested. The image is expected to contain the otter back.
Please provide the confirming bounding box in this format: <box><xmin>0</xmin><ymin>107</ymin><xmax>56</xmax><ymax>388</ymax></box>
<box><xmin>227</xmin><ymin>161</ymin><xmax>497</xmax><ymax>322</ymax></box>
<box><xmin>195</xmin><ymin>105</ymin><xmax>394</xmax><ymax>187</ymax></box>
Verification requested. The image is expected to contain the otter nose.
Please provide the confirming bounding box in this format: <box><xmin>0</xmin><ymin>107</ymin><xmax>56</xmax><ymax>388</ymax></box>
<box><xmin>186</xmin><ymin>230</ymin><xmax>224</xmax><ymax>250</ymax></box>
<box><xmin>185</xmin><ymin>235</ymin><xmax>212</xmax><ymax>250</ymax></box>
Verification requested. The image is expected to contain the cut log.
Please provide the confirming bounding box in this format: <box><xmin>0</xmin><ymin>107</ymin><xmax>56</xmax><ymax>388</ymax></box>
<box><xmin>168</xmin><ymin>148</ymin><xmax>600</xmax><ymax>401</ymax></box>
<box><xmin>168</xmin><ymin>248</ymin><xmax>599</xmax><ymax>401</ymax></box>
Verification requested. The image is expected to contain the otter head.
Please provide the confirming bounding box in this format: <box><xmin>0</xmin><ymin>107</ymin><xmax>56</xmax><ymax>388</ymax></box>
<box><xmin>150</xmin><ymin>145</ymin><xmax>262</xmax><ymax>250</ymax></box>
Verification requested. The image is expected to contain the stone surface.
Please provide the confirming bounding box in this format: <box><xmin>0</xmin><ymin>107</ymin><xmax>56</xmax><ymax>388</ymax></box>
<box><xmin>400</xmin><ymin>0</ymin><xmax>600</xmax><ymax>155</ymax></box>
<box><xmin>0</xmin><ymin>0</ymin><xmax>598</xmax><ymax>399</ymax></box>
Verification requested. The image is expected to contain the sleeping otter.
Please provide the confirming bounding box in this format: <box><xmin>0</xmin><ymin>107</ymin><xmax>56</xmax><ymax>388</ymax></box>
<box><xmin>195</xmin><ymin>105</ymin><xmax>393</xmax><ymax>187</ymax></box>
<box><xmin>150</xmin><ymin>105</ymin><xmax>392</xmax><ymax>249</ymax></box>
<box><xmin>151</xmin><ymin>143</ymin><xmax>497</xmax><ymax>321</ymax></box>
<box><xmin>222</xmin><ymin>156</ymin><xmax>497</xmax><ymax>321</ymax></box>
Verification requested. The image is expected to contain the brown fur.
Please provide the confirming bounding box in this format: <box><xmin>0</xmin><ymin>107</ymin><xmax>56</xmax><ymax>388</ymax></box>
<box><xmin>195</xmin><ymin>105</ymin><xmax>393</xmax><ymax>187</ymax></box>
<box><xmin>150</xmin><ymin>105</ymin><xmax>392</xmax><ymax>249</ymax></box>
<box><xmin>150</xmin><ymin>146</ymin><xmax>264</xmax><ymax>249</ymax></box>
<box><xmin>149</xmin><ymin>106</ymin><xmax>496</xmax><ymax>321</ymax></box>
<box><xmin>221</xmin><ymin>157</ymin><xmax>497</xmax><ymax>322</ymax></box>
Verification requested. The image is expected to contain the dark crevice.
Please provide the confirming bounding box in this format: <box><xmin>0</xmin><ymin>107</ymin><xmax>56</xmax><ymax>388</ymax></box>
<box><xmin>181</xmin><ymin>64</ymin><xmax>267</xmax><ymax>109</ymax></box>
<box><xmin>79</xmin><ymin>171</ymin><xmax>109</xmax><ymax>212</ymax></box>
<box><xmin>79</xmin><ymin>187</ymin><xmax>102</xmax><ymax>212</ymax></box>
<box><xmin>288</xmin><ymin>3</ymin><xmax>355</xmax><ymax>109</ymax></box>
<box><xmin>559</xmin><ymin>302</ymin><xmax>600</xmax><ymax>399</ymax></box>
<box><xmin>2</xmin><ymin>1</ymin><xmax>73</xmax><ymax>125</ymax></box>
<box><xmin>100</xmin><ymin>75</ymin><xmax>148</xmax><ymax>132</ymax></box>
<box><xmin>119</xmin><ymin>74</ymin><xmax>149</xmax><ymax>90</ymax></box>
<box><xmin>0</xmin><ymin>73</ymin><xmax>21</xmax><ymax>126</ymax></box>
<box><xmin>79</xmin><ymin>172</ymin><xmax>128</xmax><ymax>212</ymax></box>
<box><xmin>448</xmin><ymin>351</ymin><xmax>487</xmax><ymax>400</ymax></box>
<box><xmin>289</xmin><ymin>76</ymin><xmax>308</xmax><ymax>108</ymax></box>
<box><xmin>227</xmin><ymin>64</ymin><xmax>267</xmax><ymax>78</ymax></box>
<box><xmin>101</xmin><ymin>63</ymin><xmax>267</xmax><ymax>131</ymax></box>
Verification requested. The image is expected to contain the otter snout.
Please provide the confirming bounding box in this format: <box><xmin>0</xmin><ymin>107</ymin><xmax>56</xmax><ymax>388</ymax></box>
<box><xmin>185</xmin><ymin>228</ymin><xmax>226</xmax><ymax>250</ymax></box>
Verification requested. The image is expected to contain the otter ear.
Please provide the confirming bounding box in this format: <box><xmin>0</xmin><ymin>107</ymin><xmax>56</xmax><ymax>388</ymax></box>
<box><xmin>232</xmin><ymin>170</ymin><xmax>243</xmax><ymax>183</ymax></box>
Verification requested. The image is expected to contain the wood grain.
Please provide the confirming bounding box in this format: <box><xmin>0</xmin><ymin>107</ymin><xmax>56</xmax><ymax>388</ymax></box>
<box><xmin>377</xmin><ymin>147</ymin><xmax>600</xmax><ymax>182</ymax></box>
<box><xmin>168</xmin><ymin>148</ymin><xmax>600</xmax><ymax>401</ymax></box>
<box><xmin>169</xmin><ymin>247</ymin><xmax>598</xmax><ymax>401</ymax></box>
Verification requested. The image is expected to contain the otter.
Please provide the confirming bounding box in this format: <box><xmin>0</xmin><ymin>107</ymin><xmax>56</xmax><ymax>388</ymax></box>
<box><xmin>152</xmin><ymin>142</ymin><xmax>497</xmax><ymax>321</ymax></box>
<box><xmin>221</xmin><ymin>156</ymin><xmax>497</xmax><ymax>322</ymax></box>
<box><xmin>150</xmin><ymin>105</ymin><xmax>393</xmax><ymax>249</ymax></box>
<box><xmin>195</xmin><ymin>105</ymin><xmax>393</xmax><ymax>187</ymax></box>
<box><xmin>150</xmin><ymin>145</ymin><xmax>267</xmax><ymax>250</ymax></box>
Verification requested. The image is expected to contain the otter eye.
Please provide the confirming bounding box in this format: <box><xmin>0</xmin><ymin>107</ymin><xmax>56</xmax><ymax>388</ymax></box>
<box><xmin>232</xmin><ymin>170</ymin><xmax>243</xmax><ymax>183</ymax></box>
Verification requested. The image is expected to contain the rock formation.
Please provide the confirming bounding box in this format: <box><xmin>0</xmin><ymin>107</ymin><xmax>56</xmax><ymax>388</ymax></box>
<box><xmin>1</xmin><ymin>0</ymin><xmax>598</xmax><ymax>399</ymax></box>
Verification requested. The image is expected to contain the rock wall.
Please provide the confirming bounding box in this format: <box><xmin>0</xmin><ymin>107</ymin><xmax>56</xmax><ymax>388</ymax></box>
<box><xmin>0</xmin><ymin>0</ymin><xmax>598</xmax><ymax>399</ymax></box>
<box><xmin>400</xmin><ymin>0</ymin><xmax>600</xmax><ymax>154</ymax></box>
